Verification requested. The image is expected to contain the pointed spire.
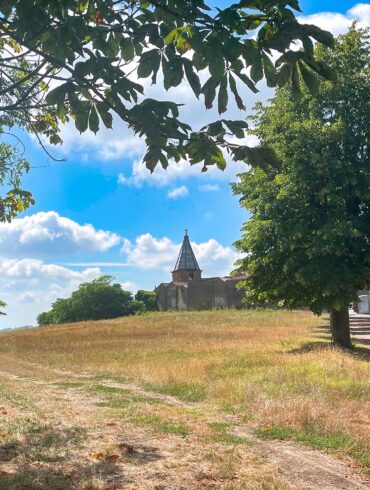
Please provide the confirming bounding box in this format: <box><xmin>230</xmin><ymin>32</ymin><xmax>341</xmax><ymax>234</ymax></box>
<box><xmin>173</xmin><ymin>230</ymin><xmax>200</xmax><ymax>272</ymax></box>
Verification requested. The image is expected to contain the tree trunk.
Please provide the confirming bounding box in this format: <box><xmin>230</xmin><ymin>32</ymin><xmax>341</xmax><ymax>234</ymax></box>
<box><xmin>330</xmin><ymin>308</ymin><xmax>352</xmax><ymax>349</ymax></box>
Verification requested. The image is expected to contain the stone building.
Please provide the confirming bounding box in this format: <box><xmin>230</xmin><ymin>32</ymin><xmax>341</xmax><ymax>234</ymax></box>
<box><xmin>155</xmin><ymin>231</ymin><xmax>246</xmax><ymax>311</ymax></box>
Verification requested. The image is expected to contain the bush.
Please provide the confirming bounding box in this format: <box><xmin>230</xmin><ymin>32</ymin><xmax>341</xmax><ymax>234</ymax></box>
<box><xmin>135</xmin><ymin>290</ymin><xmax>158</xmax><ymax>311</ymax></box>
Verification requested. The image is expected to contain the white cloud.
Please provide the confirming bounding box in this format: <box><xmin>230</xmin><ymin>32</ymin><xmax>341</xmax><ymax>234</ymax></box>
<box><xmin>167</xmin><ymin>185</ymin><xmax>189</xmax><ymax>199</ymax></box>
<box><xmin>61</xmin><ymin>262</ymin><xmax>130</xmax><ymax>267</ymax></box>
<box><xmin>48</xmin><ymin>115</ymin><xmax>146</xmax><ymax>162</ymax></box>
<box><xmin>299</xmin><ymin>3</ymin><xmax>370</xmax><ymax>36</ymax></box>
<box><xmin>199</xmin><ymin>184</ymin><xmax>220</xmax><ymax>192</ymax></box>
<box><xmin>120</xmin><ymin>281</ymin><xmax>138</xmax><ymax>293</ymax></box>
<box><xmin>0</xmin><ymin>258</ymin><xmax>101</xmax><ymax>328</ymax></box>
<box><xmin>116</xmin><ymin>137</ymin><xmax>257</xmax><ymax>188</ymax></box>
<box><xmin>350</xmin><ymin>3</ymin><xmax>370</xmax><ymax>24</ymax></box>
<box><xmin>0</xmin><ymin>211</ymin><xmax>120</xmax><ymax>257</ymax></box>
<box><xmin>121</xmin><ymin>233</ymin><xmax>240</xmax><ymax>278</ymax></box>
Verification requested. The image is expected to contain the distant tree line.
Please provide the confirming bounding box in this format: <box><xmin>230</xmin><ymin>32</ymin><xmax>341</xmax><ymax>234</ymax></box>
<box><xmin>37</xmin><ymin>276</ymin><xmax>158</xmax><ymax>326</ymax></box>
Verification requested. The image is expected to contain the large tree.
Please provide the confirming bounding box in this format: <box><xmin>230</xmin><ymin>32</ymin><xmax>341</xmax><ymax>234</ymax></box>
<box><xmin>233</xmin><ymin>27</ymin><xmax>370</xmax><ymax>349</ymax></box>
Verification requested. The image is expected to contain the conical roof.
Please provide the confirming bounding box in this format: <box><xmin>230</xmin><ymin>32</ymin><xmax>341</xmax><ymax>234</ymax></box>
<box><xmin>173</xmin><ymin>230</ymin><xmax>201</xmax><ymax>271</ymax></box>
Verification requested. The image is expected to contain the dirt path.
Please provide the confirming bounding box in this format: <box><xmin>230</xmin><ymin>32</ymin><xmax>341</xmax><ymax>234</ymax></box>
<box><xmin>234</xmin><ymin>428</ymin><xmax>369</xmax><ymax>490</ymax></box>
<box><xmin>0</xmin><ymin>366</ymin><xmax>368</xmax><ymax>489</ymax></box>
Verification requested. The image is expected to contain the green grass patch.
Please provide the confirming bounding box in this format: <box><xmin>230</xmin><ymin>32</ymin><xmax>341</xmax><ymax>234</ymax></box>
<box><xmin>89</xmin><ymin>385</ymin><xmax>190</xmax><ymax>436</ymax></box>
<box><xmin>144</xmin><ymin>381</ymin><xmax>207</xmax><ymax>402</ymax></box>
<box><xmin>90</xmin><ymin>384</ymin><xmax>163</xmax><ymax>407</ymax></box>
<box><xmin>209</xmin><ymin>422</ymin><xmax>252</xmax><ymax>446</ymax></box>
<box><xmin>256</xmin><ymin>425</ymin><xmax>370</xmax><ymax>471</ymax></box>
<box><xmin>130</xmin><ymin>414</ymin><xmax>189</xmax><ymax>436</ymax></box>
<box><xmin>0</xmin><ymin>383</ymin><xmax>31</xmax><ymax>408</ymax></box>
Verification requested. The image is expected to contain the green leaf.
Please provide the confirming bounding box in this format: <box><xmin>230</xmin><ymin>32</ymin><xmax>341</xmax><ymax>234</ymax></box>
<box><xmin>224</xmin><ymin>120</ymin><xmax>247</xmax><ymax>139</ymax></box>
<box><xmin>236</xmin><ymin>72</ymin><xmax>259</xmax><ymax>94</ymax></box>
<box><xmin>212</xmin><ymin>149</ymin><xmax>226</xmax><ymax>170</ymax></box>
<box><xmin>121</xmin><ymin>38</ymin><xmax>135</xmax><ymax>61</ymax></box>
<box><xmin>209</xmin><ymin>56</ymin><xmax>225</xmax><ymax>81</ymax></box>
<box><xmin>97</xmin><ymin>103</ymin><xmax>113</xmax><ymax>129</ymax></box>
<box><xmin>183</xmin><ymin>60</ymin><xmax>201</xmax><ymax>98</ymax></box>
<box><xmin>305</xmin><ymin>25</ymin><xmax>335</xmax><ymax>48</ymax></box>
<box><xmin>75</xmin><ymin>103</ymin><xmax>90</xmax><ymax>133</ymax></box>
<box><xmin>299</xmin><ymin>61</ymin><xmax>319</xmax><ymax>96</ymax></box>
<box><xmin>250</xmin><ymin>56</ymin><xmax>263</xmax><ymax>84</ymax></box>
<box><xmin>89</xmin><ymin>105</ymin><xmax>99</xmax><ymax>134</ymax></box>
<box><xmin>193</xmin><ymin>51</ymin><xmax>207</xmax><ymax>71</ymax></box>
<box><xmin>277</xmin><ymin>64</ymin><xmax>292</xmax><ymax>87</ymax></box>
<box><xmin>201</xmin><ymin>77</ymin><xmax>219</xmax><ymax>109</ymax></box>
<box><xmin>218</xmin><ymin>75</ymin><xmax>228</xmax><ymax>115</ymax></box>
<box><xmin>291</xmin><ymin>63</ymin><xmax>301</xmax><ymax>97</ymax></box>
<box><xmin>137</xmin><ymin>49</ymin><xmax>160</xmax><ymax>79</ymax></box>
<box><xmin>229</xmin><ymin>73</ymin><xmax>245</xmax><ymax>110</ymax></box>
<box><xmin>163</xmin><ymin>58</ymin><xmax>184</xmax><ymax>89</ymax></box>
<box><xmin>263</xmin><ymin>54</ymin><xmax>277</xmax><ymax>87</ymax></box>
<box><xmin>46</xmin><ymin>82</ymin><xmax>69</xmax><ymax>106</ymax></box>
<box><xmin>164</xmin><ymin>28</ymin><xmax>178</xmax><ymax>45</ymax></box>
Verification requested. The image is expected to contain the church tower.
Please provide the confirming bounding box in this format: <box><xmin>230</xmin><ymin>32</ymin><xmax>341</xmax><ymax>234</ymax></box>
<box><xmin>172</xmin><ymin>230</ymin><xmax>202</xmax><ymax>283</ymax></box>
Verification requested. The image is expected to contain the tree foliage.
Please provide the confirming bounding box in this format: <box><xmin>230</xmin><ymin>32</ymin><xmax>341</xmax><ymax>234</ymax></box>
<box><xmin>0</xmin><ymin>143</ymin><xmax>35</xmax><ymax>223</ymax></box>
<box><xmin>135</xmin><ymin>289</ymin><xmax>158</xmax><ymax>311</ymax></box>
<box><xmin>37</xmin><ymin>275</ymin><xmax>143</xmax><ymax>325</ymax></box>
<box><xmin>233</xmin><ymin>27</ymin><xmax>370</xmax><ymax>337</ymax></box>
<box><xmin>0</xmin><ymin>299</ymin><xmax>6</xmax><ymax>316</ymax></box>
<box><xmin>0</xmin><ymin>0</ymin><xmax>335</xmax><ymax>178</ymax></box>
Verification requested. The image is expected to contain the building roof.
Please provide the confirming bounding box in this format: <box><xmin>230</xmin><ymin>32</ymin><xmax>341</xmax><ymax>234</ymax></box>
<box><xmin>173</xmin><ymin>230</ymin><xmax>201</xmax><ymax>272</ymax></box>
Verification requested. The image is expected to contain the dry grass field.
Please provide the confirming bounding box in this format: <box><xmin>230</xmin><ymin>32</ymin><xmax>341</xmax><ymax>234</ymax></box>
<box><xmin>0</xmin><ymin>309</ymin><xmax>368</xmax><ymax>489</ymax></box>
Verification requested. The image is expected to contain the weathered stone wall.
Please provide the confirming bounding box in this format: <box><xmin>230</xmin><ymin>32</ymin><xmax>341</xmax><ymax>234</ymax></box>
<box><xmin>176</xmin><ymin>285</ymin><xmax>188</xmax><ymax>311</ymax></box>
<box><xmin>156</xmin><ymin>283</ymin><xmax>188</xmax><ymax>311</ymax></box>
<box><xmin>187</xmin><ymin>278</ymin><xmax>217</xmax><ymax>310</ymax></box>
<box><xmin>156</xmin><ymin>284</ymin><xmax>168</xmax><ymax>311</ymax></box>
<box><xmin>224</xmin><ymin>278</ymin><xmax>246</xmax><ymax>308</ymax></box>
<box><xmin>156</xmin><ymin>277</ymin><xmax>246</xmax><ymax>311</ymax></box>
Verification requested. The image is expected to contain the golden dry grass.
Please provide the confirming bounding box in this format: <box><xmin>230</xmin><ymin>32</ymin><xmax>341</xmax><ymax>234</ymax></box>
<box><xmin>0</xmin><ymin>309</ymin><xmax>369</xmax><ymax>489</ymax></box>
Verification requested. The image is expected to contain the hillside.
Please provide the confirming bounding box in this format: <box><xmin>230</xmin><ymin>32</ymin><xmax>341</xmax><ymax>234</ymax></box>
<box><xmin>0</xmin><ymin>309</ymin><xmax>368</xmax><ymax>489</ymax></box>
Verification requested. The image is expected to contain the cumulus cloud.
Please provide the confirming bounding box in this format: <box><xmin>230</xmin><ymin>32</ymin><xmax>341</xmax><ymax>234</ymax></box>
<box><xmin>299</xmin><ymin>3</ymin><xmax>370</xmax><ymax>36</ymax></box>
<box><xmin>57</xmin><ymin>116</ymin><xmax>146</xmax><ymax>162</ymax></box>
<box><xmin>0</xmin><ymin>211</ymin><xmax>120</xmax><ymax>257</ymax></box>
<box><xmin>121</xmin><ymin>233</ymin><xmax>240</xmax><ymax>277</ymax></box>
<box><xmin>116</xmin><ymin>137</ymin><xmax>257</xmax><ymax>189</ymax></box>
<box><xmin>167</xmin><ymin>186</ymin><xmax>189</xmax><ymax>199</ymax></box>
<box><xmin>0</xmin><ymin>258</ymin><xmax>101</xmax><ymax>328</ymax></box>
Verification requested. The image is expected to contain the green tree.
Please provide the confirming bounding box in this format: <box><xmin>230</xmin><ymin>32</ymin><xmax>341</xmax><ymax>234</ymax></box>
<box><xmin>0</xmin><ymin>300</ymin><xmax>6</xmax><ymax>316</ymax></box>
<box><xmin>0</xmin><ymin>143</ymin><xmax>35</xmax><ymax>223</ymax></box>
<box><xmin>135</xmin><ymin>290</ymin><xmax>158</xmax><ymax>312</ymax></box>
<box><xmin>70</xmin><ymin>275</ymin><xmax>133</xmax><ymax>321</ymax></box>
<box><xmin>233</xmin><ymin>27</ymin><xmax>370</xmax><ymax>349</ymax></box>
<box><xmin>0</xmin><ymin>1</ymin><xmax>335</xmax><ymax>177</ymax></box>
<box><xmin>37</xmin><ymin>276</ymin><xmax>137</xmax><ymax>325</ymax></box>
<box><xmin>128</xmin><ymin>300</ymin><xmax>146</xmax><ymax>315</ymax></box>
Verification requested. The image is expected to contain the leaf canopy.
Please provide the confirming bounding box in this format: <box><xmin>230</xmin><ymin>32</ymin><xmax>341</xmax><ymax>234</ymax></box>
<box><xmin>0</xmin><ymin>0</ymin><xmax>335</xmax><ymax>174</ymax></box>
<box><xmin>233</xmin><ymin>27</ymin><xmax>370</xmax><ymax>315</ymax></box>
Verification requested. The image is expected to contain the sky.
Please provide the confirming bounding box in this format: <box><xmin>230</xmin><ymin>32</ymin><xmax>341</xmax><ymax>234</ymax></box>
<box><xmin>1</xmin><ymin>2</ymin><xmax>370</xmax><ymax>329</ymax></box>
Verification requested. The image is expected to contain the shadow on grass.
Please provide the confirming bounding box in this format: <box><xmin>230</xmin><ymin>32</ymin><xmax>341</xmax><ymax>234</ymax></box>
<box><xmin>287</xmin><ymin>324</ymin><xmax>370</xmax><ymax>362</ymax></box>
<box><xmin>0</xmin><ymin>424</ymin><xmax>141</xmax><ymax>490</ymax></box>
<box><xmin>118</xmin><ymin>442</ymin><xmax>163</xmax><ymax>464</ymax></box>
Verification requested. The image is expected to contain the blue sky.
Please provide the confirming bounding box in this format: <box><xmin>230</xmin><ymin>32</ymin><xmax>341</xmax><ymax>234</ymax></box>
<box><xmin>1</xmin><ymin>1</ymin><xmax>369</xmax><ymax>328</ymax></box>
